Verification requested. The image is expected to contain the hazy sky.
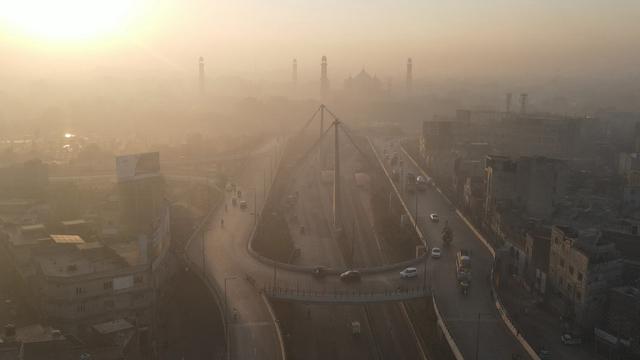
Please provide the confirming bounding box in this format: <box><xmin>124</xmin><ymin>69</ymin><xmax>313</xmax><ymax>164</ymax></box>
<box><xmin>1</xmin><ymin>0</ymin><xmax>639</xmax><ymax>82</ymax></box>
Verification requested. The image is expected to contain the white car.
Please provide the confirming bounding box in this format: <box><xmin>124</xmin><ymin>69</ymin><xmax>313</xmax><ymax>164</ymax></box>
<box><xmin>431</xmin><ymin>247</ymin><xmax>442</xmax><ymax>259</ymax></box>
<box><xmin>239</xmin><ymin>200</ymin><xmax>248</xmax><ymax>209</ymax></box>
<box><xmin>400</xmin><ymin>267</ymin><xmax>418</xmax><ymax>279</ymax></box>
<box><xmin>430</xmin><ymin>213</ymin><xmax>439</xmax><ymax>222</ymax></box>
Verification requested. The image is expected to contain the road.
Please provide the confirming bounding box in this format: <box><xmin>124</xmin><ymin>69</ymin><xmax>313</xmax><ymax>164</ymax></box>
<box><xmin>371</xmin><ymin>137</ymin><xmax>532</xmax><ymax>360</ymax></box>
<box><xmin>276</xmin><ymin>133</ymin><xmax>426</xmax><ymax>360</ymax></box>
<box><xmin>185</xmin><ymin>137</ymin><xmax>431</xmax><ymax>359</ymax></box>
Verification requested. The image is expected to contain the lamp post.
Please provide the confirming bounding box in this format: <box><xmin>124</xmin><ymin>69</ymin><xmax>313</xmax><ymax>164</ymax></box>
<box><xmin>224</xmin><ymin>276</ymin><xmax>237</xmax><ymax>358</ymax></box>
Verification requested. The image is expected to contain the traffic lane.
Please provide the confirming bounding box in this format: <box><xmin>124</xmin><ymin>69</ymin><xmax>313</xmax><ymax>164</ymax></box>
<box><xmin>283</xmin><ymin>304</ymin><xmax>378</xmax><ymax>360</ymax></box>
<box><xmin>398</xmin><ymin>158</ymin><xmax>531</xmax><ymax>358</ymax></box>
<box><xmin>195</xmin><ymin>141</ymin><xmax>282</xmax><ymax>360</ymax></box>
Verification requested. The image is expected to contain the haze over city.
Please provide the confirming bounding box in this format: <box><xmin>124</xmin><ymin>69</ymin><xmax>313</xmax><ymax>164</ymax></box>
<box><xmin>1</xmin><ymin>1</ymin><xmax>640</xmax><ymax>360</ymax></box>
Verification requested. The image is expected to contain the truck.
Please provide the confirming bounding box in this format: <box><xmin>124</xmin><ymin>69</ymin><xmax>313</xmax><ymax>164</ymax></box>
<box><xmin>456</xmin><ymin>249</ymin><xmax>472</xmax><ymax>282</ymax></box>
<box><xmin>405</xmin><ymin>172</ymin><xmax>416</xmax><ymax>192</ymax></box>
<box><xmin>441</xmin><ymin>221</ymin><xmax>453</xmax><ymax>246</ymax></box>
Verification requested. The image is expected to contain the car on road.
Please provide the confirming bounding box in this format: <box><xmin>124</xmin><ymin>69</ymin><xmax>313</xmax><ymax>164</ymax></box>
<box><xmin>351</xmin><ymin>321</ymin><xmax>361</xmax><ymax>336</ymax></box>
<box><xmin>239</xmin><ymin>200</ymin><xmax>248</xmax><ymax>210</ymax></box>
<box><xmin>400</xmin><ymin>267</ymin><xmax>418</xmax><ymax>279</ymax></box>
<box><xmin>339</xmin><ymin>270</ymin><xmax>361</xmax><ymax>282</ymax></box>
<box><xmin>430</xmin><ymin>213</ymin><xmax>439</xmax><ymax>222</ymax></box>
<box><xmin>561</xmin><ymin>334</ymin><xmax>582</xmax><ymax>345</ymax></box>
<box><xmin>431</xmin><ymin>247</ymin><xmax>441</xmax><ymax>259</ymax></box>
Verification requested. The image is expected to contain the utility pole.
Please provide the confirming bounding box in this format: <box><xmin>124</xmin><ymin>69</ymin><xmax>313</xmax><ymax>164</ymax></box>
<box><xmin>476</xmin><ymin>313</ymin><xmax>481</xmax><ymax>360</ymax></box>
<box><xmin>254</xmin><ymin>188</ymin><xmax>258</xmax><ymax>227</ymax></box>
<box><xmin>333</xmin><ymin>120</ymin><xmax>341</xmax><ymax>233</ymax></box>
<box><xmin>224</xmin><ymin>276</ymin><xmax>237</xmax><ymax>359</ymax></box>
<box><xmin>320</xmin><ymin>104</ymin><xmax>325</xmax><ymax>137</ymax></box>
<box><xmin>415</xmin><ymin>191</ymin><xmax>419</xmax><ymax>234</ymax></box>
<box><xmin>201</xmin><ymin>231</ymin><xmax>206</xmax><ymax>277</ymax></box>
<box><xmin>263</xmin><ymin>169</ymin><xmax>266</xmax><ymax>203</ymax></box>
<box><xmin>273</xmin><ymin>262</ymin><xmax>277</xmax><ymax>288</ymax></box>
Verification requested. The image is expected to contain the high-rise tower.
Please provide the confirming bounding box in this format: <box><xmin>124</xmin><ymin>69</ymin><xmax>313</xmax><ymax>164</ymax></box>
<box><xmin>292</xmin><ymin>58</ymin><xmax>298</xmax><ymax>85</ymax></box>
<box><xmin>198</xmin><ymin>56</ymin><xmax>205</xmax><ymax>94</ymax></box>
<box><xmin>321</xmin><ymin>55</ymin><xmax>329</xmax><ymax>99</ymax></box>
<box><xmin>406</xmin><ymin>58</ymin><xmax>413</xmax><ymax>93</ymax></box>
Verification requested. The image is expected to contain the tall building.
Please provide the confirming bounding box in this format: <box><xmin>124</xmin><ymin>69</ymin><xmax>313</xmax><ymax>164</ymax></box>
<box><xmin>292</xmin><ymin>58</ymin><xmax>298</xmax><ymax>85</ymax></box>
<box><xmin>321</xmin><ymin>55</ymin><xmax>329</xmax><ymax>100</ymax></box>
<box><xmin>549</xmin><ymin>226</ymin><xmax>623</xmax><ymax>327</ymax></box>
<box><xmin>116</xmin><ymin>153</ymin><xmax>165</xmax><ymax>238</ymax></box>
<box><xmin>406</xmin><ymin>58</ymin><xmax>413</xmax><ymax>93</ymax></box>
<box><xmin>198</xmin><ymin>56</ymin><xmax>205</xmax><ymax>94</ymax></box>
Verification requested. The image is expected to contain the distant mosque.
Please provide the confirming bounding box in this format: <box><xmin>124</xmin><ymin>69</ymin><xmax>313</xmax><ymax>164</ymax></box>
<box><xmin>343</xmin><ymin>68</ymin><xmax>383</xmax><ymax>97</ymax></box>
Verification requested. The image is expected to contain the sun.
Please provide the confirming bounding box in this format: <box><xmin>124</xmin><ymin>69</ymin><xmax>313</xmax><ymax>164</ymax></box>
<box><xmin>0</xmin><ymin>0</ymin><xmax>139</xmax><ymax>42</ymax></box>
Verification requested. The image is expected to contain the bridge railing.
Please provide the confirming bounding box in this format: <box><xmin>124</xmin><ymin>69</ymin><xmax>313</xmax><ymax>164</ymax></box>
<box><xmin>263</xmin><ymin>284</ymin><xmax>431</xmax><ymax>303</ymax></box>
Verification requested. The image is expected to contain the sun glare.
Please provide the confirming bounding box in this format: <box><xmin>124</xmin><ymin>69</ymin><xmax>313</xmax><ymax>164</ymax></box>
<box><xmin>0</xmin><ymin>0</ymin><xmax>138</xmax><ymax>42</ymax></box>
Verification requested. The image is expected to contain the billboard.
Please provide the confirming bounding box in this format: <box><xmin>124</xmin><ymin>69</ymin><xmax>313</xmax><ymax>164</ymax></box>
<box><xmin>116</xmin><ymin>152</ymin><xmax>160</xmax><ymax>181</ymax></box>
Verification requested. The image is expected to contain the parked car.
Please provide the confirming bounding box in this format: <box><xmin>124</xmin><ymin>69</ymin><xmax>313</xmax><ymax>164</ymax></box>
<box><xmin>430</xmin><ymin>213</ymin><xmax>439</xmax><ymax>222</ymax></box>
<box><xmin>431</xmin><ymin>247</ymin><xmax>442</xmax><ymax>259</ymax></box>
<box><xmin>561</xmin><ymin>334</ymin><xmax>582</xmax><ymax>345</ymax></box>
<box><xmin>239</xmin><ymin>200</ymin><xmax>248</xmax><ymax>209</ymax></box>
<box><xmin>340</xmin><ymin>270</ymin><xmax>361</xmax><ymax>282</ymax></box>
<box><xmin>400</xmin><ymin>267</ymin><xmax>418</xmax><ymax>279</ymax></box>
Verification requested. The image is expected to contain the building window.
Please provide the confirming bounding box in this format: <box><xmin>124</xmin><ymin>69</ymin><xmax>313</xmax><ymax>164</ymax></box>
<box><xmin>569</xmin><ymin>266</ymin><xmax>574</xmax><ymax>275</ymax></box>
<box><xmin>560</xmin><ymin>259</ymin><xmax>565</xmax><ymax>268</ymax></box>
<box><xmin>576</xmin><ymin>291</ymin><xmax>582</xmax><ymax>301</ymax></box>
<box><xmin>577</xmin><ymin>272</ymin><xmax>583</xmax><ymax>281</ymax></box>
<box><xmin>104</xmin><ymin>280</ymin><xmax>113</xmax><ymax>290</ymax></box>
<box><xmin>77</xmin><ymin>304</ymin><xmax>85</xmax><ymax>313</ymax></box>
<box><xmin>75</xmin><ymin>287</ymin><xmax>84</xmax><ymax>296</ymax></box>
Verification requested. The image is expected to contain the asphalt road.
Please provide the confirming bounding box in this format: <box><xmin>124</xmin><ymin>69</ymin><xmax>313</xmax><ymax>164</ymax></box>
<box><xmin>276</xmin><ymin>133</ymin><xmax>425</xmax><ymax>360</ymax></box>
<box><xmin>372</xmin><ymin>137</ymin><xmax>532</xmax><ymax>360</ymax></box>
<box><xmin>185</xmin><ymin>137</ymin><xmax>431</xmax><ymax>360</ymax></box>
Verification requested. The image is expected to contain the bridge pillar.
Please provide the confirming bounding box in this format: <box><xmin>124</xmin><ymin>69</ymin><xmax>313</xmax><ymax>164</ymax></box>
<box><xmin>333</xmin><ymin>119</ymin><xmax>342</xmax><ymax>233</ymax></box>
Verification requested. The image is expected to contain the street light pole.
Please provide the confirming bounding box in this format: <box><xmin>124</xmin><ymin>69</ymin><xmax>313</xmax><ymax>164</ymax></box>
<box><xmin>254</xmin><ymin>188</ymin><xmax>258</xmax><ymax>227</ymax></box>
<box><xmin>224</xmin><ymin>276</ymin><xmax>237</xmax><ymax>358</ymax></box>
<box><xmin>415</xmin><ymin>191</ymin><xmax>419</xmax><ymax>234</ymax></box>
<box><xmin>201</xmin><ymin>231</ymin><xmax>206</xmax><ymax>277</ymax></box>
<box><xmin>475</xmin><ymin>313</ymin><xmax>480</xmax><ymax>360</ymax></box>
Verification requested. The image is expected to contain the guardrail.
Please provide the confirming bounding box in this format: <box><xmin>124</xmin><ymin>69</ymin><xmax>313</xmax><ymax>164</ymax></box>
<box><xmin>264</xmin><ymin>284</ymin><xmax>431</xmax><ymax>304</ymax></box>
<box><xmin>400</xmin><ymin>143</ymin><xmax>541</xmax><ymax>360</ymax></box>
